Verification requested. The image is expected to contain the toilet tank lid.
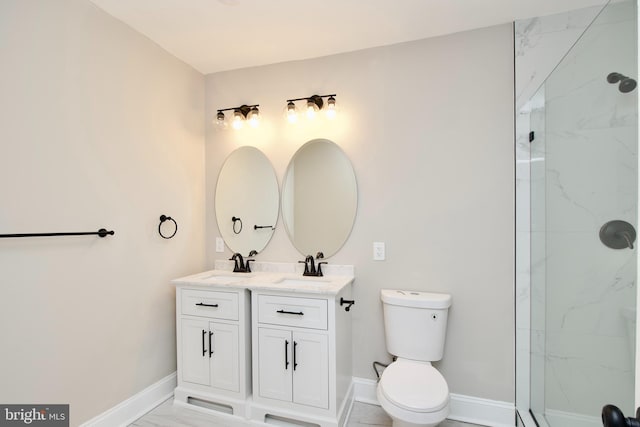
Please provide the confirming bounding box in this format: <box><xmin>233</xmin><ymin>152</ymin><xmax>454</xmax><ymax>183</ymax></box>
<box><xmin>381</xmin><ymin>289</ymin><xmax>451</xmax><ymax>309</ymax></box>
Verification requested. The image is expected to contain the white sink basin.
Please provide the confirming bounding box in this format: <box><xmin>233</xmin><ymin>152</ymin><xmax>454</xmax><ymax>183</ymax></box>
<box><xmin>277</xmin><ymin>277</ymin><xmax>331</xmax><ymax>287</ymax></box>
<box><xmin>200</xmin><ymin>272</ymin><xmax>252</xmax><ymax>283</ymax></box>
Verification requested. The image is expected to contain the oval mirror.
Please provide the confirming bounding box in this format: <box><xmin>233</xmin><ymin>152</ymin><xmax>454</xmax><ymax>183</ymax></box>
<box><xmin>215</xmin><ymin>147</ymin><xmax>279</xmax><ymax>256</ymax></box>
<box><xmin>282</xmin><ymin>139</ymin><xmax>357</xmax><ymax>257</ymax></box>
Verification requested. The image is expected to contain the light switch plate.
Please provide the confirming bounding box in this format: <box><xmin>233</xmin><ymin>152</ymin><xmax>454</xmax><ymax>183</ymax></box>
<box><xmin>373</xmin><ymin>242</ymin><xmax>385</xmax><ymax>260</ymax></box>
<box><xmin>215</xmin><ymin>237</ymin><xmax>224</xmax><ymax>253</ymax></box>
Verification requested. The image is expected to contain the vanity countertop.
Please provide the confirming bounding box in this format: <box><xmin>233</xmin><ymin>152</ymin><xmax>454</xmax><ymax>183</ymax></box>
<box><xmin>172</xmin><ymin>265</ymin><xmax>354</xmax><ymax>296</ymax></box>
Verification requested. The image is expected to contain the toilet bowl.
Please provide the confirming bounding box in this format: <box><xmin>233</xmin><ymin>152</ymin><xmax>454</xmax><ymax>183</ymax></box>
<box><xmin>378</xmin><ymin>289</ymin><xmax>452</xmax><ymax>427</ymax></box>
<box><xmin>377</xmin><ymin>359</ymin><xmax>450</xmax><ymax>427</ymax></box>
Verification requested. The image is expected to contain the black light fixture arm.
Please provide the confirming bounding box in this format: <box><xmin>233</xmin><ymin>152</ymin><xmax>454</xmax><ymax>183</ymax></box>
<box><xmin>286</xmin><ymin>94</ymin><xmax>336</xmax><ymax>103</ymax></box>
<box><xmin>217</xmin><ymin>104</ymin><xmax>259</xmax><ymax>116</ymax></box>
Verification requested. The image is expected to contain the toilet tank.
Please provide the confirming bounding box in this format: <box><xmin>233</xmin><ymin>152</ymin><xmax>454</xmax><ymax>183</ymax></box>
<box><xmin>381</xmin><ymin>289</ymin><xmax>452</xmax><ymax>362</ymax></box>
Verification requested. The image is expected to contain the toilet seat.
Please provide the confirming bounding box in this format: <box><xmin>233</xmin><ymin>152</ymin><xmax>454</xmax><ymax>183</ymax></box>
<box><xmin>379</xmin><ymin>359</ymin><xmax>449</xmax><ymax>413</ymax></box>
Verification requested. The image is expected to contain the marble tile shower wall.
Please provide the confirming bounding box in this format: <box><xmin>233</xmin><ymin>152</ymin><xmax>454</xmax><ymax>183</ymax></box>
<box><xmin>516</xmin><ymin>0</ymin><xmax>637</xmax><ymax>421</ymax></box>
<box><xmin>542</xmin><ymin>0</ymin><xmax>637</xmax><ymax>417</ymax></box>
<box><xmin>515</xmin><ymin>6</ymin><xmax>601</xmax><ymax>111</ymax></box>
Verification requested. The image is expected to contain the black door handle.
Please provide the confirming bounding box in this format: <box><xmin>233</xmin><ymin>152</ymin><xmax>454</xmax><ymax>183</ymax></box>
<box><xmin>201</xmin><ymin>329</ymin><xmax>206</xmax><ymax>357</ymax></box>
<box><xmin>293</xmin><ymin>341</ymin><xmax>298</xmax><ymax>371</ymax></box>
<box><xmin>276</xmin><ymin>309</ymin><xmax>304</xmax><ymax>316</ymax></box>
<box><xmin>209</xmin><ymin>331</ymin><xmax>214</xmax><ymax>357</ymax></box>
<box><xmin>285</xmin><ymin>340</ymin><xmax>289</xmax><ymax>370</ymax></box>
<box><xmin>196</xmin><ymin>302</ymin><xmax>219</xmax><ymax>308</ymax></box>
<box><xmin>602</xmin><ymin>405</ymin><xmax>640</xmax><ymax>427</ymax></box>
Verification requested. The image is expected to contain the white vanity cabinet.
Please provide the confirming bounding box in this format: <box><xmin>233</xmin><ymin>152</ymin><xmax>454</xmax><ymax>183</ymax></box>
<box><xmin>251</xmin><ymin>287</ymin><xmax>353</xmax><ymax>427</ymax></box>
<box><xmin>181</xmin><ymin>319</ymin><xmax>239</xmax><ymax>391</ymax></box>
<box><xmin>174</xmin><ymin>286</ymin><xmax>251</xmax><ymax>416</ymax></box>
<box><xmin>257</xmin><ymin>325</ymin><xmax>329</xmax><ymax>408</ymax></box>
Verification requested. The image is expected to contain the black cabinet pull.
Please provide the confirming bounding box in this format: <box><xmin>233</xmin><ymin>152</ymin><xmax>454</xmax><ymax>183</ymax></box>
<box><xmin>196</xmin><ymin>302</ymin><xmax>219</xmax><ymax>308</ymax></box>
<box><xmin>209</xmin><ymin>331</ymin><xmax>214</xmax><ymax>357</ymax></box>
<box><xmin>285</xmin><ymin>340</ymin><xmax>289</xmax><ymax>370</ymax></box>
<box><xmin>293</xmin><ymin>341</ymin><xmax>298</xmax><ymax>371</ymax></box>
<box><xmin>276</xmin><ymin>309</ymin><xmax>304</xmax><ymax>316</ymax></box>
<box><xmin>201</xmin><ymin>329</ymin><xmax>206</xmax><ymax>357</ymax></box>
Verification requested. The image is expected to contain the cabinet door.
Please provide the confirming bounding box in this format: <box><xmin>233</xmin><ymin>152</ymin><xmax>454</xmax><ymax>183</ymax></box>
<box><xmin>258</xmin><ymin>327</ymin><xmax>293</xmax><ymax>402</ymax></box>
<box><xmin>181</xmin><ymin>318</ymin><xmax>210</xmax><ymax>386</ymax></box>
<box><xmin>292</xmin><ymin>331</ymin><xmax>329</xmax><ymax>408</ymax></box>
<box><xmin>209</xmin><ymin>322</ymin><xmax>239</xmax><ymax>392</ymax></box>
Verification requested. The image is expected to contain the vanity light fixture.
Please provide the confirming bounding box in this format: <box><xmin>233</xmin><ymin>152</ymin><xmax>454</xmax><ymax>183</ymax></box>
<box><xmin>215</xmin><ymin>104</ymin><xmax>260</xmax><ymax>130</ymax></box>
<box><xmin>285</xmin><ymin>94</ymin><xmax>337</xmax><ymax>122</ymax></box>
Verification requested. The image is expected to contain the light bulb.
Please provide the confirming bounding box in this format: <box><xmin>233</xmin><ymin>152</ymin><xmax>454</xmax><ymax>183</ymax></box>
<box><xmin>286</xmin><ymin>101</ymin><xmax>298</xmax><ymax>123</ymax></box>
<box><xmin>247</xmin><ymin>107</ymin><xmax>260</xmax><ymax>128</ymax></box>
<box><xmin>215</xmin><ymin>111</ymin><xmax>227</xmax><ymax>129</ymax></box>
<box><xmin>325</xmin><ymin>96</ymin><xmax>337</xmax><ymax>120</ymax></box>
<box><xmin>232</xmin><ymin>110</ymin><xmax>244</xmax><ymax>130</ymax></box>
<box><xmin>306</xmin><ymin>99</ymin><xmax>318</xmax><ymax>119</ymax></box>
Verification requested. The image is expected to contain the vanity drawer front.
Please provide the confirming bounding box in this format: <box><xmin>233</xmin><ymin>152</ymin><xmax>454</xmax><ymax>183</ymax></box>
<box><xmin>257</xmin><ymin>295</ymin><xmax>327</xmax><ymax>330</ymax></box>
<box><xmin>181</xmin><ymin>289</ymin><xmax>238</xmax><ymax>320</ymax></box>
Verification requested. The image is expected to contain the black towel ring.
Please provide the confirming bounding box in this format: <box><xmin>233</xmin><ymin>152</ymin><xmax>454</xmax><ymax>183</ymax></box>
<box><xmin>232</xmin><ymin>216</ymin><xmax>243</xmax><ymax>234</ymax></box>
<box><xmin>159</xmin><ymin>215</ymin><xmax>178</xmax><ymax>239</ymax></box>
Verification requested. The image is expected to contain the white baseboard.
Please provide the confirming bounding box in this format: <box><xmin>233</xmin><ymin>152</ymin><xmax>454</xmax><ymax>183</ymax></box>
<box><xmin>544</xmin><ymin>408</ymin><xmax>600</xmax><ymax>427</ymax></box>
<box><xmin>352</xmin><ymin>377</ymin><xmax>515</xmax><ymax>427</ymax></box>
<box><xmin>352</xmin><ymin>377</ymin><xmax>379</xmax><ymax>405</ymax></box>
<box><xmin>80</xmin><ymin>374</ymin><xmax>515</xmax><ymax>427</ymax></box>
<box><xmin>79</xmin><ymin>372</ymin><xmax>177</xmax><ymax>427</ymax></box>
<box><xmin>449</xmin><ymin>392</ymin><xmax>515</xmax><ymax>427</ymax></box>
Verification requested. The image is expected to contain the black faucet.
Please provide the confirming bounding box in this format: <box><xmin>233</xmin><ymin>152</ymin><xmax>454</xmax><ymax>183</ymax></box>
<box><xmin>305</xmin><ymin>255</ymin><xmax>315</xmax><ymax>275</ymax></box>
<box><xmin>300</xmin><ymin>252</ymin><xmax>327</xmax><ymax>277</ymax></box>
<box><xmin>229</xmin><ymin>253</ymin><xmax>246</xmax><ymax>273</ymax></box>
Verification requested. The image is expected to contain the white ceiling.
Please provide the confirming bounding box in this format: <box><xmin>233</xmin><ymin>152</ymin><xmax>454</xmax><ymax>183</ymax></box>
<box><xmin>89</xmin><ymin>0</ymin><xmax>608</xmax><ymax>74</ymax></box>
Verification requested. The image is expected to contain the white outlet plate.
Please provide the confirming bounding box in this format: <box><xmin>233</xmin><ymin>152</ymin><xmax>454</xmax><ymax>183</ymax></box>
<box><xmin>373</xmin><ymin>242</ymin><xmax>385</xmax><ymax>260</ymax></box>
<box><xmin>215</xmin><ymin>237</ymin><xmax>224</xmax><ymax>253</ymax></box>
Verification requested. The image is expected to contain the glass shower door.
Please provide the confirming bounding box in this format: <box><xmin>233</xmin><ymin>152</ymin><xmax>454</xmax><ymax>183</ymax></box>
<box><xmin>528</xmin><ymin>0</ymin><xmax>638</xmax><ymax>425</ymax></box>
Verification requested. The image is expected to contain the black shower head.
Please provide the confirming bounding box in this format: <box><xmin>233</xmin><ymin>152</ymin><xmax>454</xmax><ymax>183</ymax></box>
<box><xmin>620</xmin><ymin>78</ymin><xmax>637</xmax><ymax>93</ymax></box>
<box><xmin>607</xmin><ymin>72</ymin><xmax>624</xmax><ymax>83</ymax></box>
<box><xmin>607</xmin><ymin>72</ymin><xmax>637</xmax><ymax>93</ymax></box>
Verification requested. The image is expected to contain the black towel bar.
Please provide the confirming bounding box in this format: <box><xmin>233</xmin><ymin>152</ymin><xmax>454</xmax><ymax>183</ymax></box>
<box><xmin>0</xmin><ymin>228</ymin><xmax>115</xmax><ymax>238</ymax></box>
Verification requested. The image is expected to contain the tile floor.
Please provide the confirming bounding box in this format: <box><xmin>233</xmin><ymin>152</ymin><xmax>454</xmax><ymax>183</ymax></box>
<box><xmin>129</xmin><ymin>398</ymin><xmax>486</xmax><ymax>427</ymax></box>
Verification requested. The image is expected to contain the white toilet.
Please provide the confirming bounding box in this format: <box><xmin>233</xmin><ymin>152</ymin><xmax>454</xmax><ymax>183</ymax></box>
<box><xmin>377</xmin><ymin>289</ymin><xmax>452</xmax><ymax>427</ymax></box>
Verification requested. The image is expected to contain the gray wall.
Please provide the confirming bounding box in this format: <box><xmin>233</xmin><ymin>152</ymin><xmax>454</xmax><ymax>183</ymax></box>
<box><xmin>0</xmin><ymin>0</ymin><xmax>205</xmax><ymax>424</ymax></box>
<box><xmin>206</xmin><ymin>24</ymin><xmax>515</xmax><ymax>401</ymax></box>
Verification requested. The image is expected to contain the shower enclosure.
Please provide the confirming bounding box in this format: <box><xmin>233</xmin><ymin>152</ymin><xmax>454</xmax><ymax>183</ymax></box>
<box><xmin>515</xmin><ymin>1</ymin><xmax>638</xmax><ymax>426</ymax></box>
